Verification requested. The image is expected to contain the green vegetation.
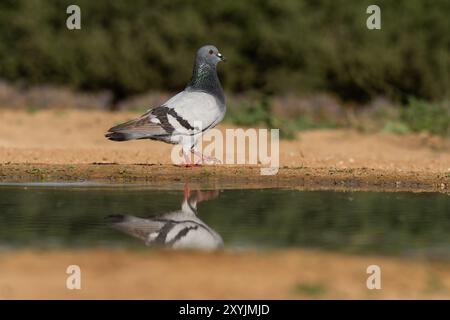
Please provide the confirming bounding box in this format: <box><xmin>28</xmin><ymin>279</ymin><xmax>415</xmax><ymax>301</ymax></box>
<box><xmin>226</xmin><ymin>97</ymin><xmax>450</xmax><ymax>138</ymax></box>
<box><xmin>376</xmin><ymin>99</ymin><xmax>450</xmax><ymax>137</ymax></box>
<box><xmin>225</xmin><ymin>96</ymin><xmax>298</xmax><ymax>139</ymax></box>
<box><xmin>293</xmin><ymin>283</ymin><xmax>327</xmax><ymax>297</ymax></box>
<box><xmin>0</xmin><ymin>0</ymin><xmax>448</xmax><ymax>104</ymax></box>
<box><xmin>399</xmin><ymin>99</ymin><xmax>450</xmax><ymax>136</ymax></box>
<box><xmin>226</xmin><ymin>98</ymin><xmax>274</xmax><ymax>128</ymax></box>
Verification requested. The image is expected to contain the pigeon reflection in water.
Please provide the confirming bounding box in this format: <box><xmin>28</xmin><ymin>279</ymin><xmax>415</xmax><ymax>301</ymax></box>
<box><xmin>108</xmin><ymin>186</ymin><xmax>223</xmax><ymax>250</ymax></box>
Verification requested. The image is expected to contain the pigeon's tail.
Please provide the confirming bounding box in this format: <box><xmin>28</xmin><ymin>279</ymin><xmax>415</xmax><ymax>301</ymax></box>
<box><xmin>105</xmin><ymin>131</ymin><xmax>135</xmax><ymax>141</ymax></box>
<box><xmin>105</xmin><ymin>115</ymin><xmax>167</xmax><ymax>142</ymax></box>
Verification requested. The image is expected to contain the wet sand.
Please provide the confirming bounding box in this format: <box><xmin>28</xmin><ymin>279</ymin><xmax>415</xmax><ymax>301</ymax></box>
<box><xmin>0</xmin><ymin>110</ymin><xmax>449</xmax><ymax>191</ymax></box>
<box><xmin>0</xmin><ymin>249</ymin><xmax>449</xmax><ymax>299</ymax></box>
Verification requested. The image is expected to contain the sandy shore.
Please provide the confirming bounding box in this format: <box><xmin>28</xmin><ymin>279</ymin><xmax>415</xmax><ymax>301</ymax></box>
<box><xmin>0</xmin><ymin>249</ymin><xmax>449</xmax><ymax>299</ymax></box>
<box><xmin>0</xmin><ymin>110</ymin><xmax>449</xmax><ymax>191</ymax></box>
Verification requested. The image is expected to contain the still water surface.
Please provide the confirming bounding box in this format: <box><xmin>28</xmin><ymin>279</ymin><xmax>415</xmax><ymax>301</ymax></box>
<box><xmin>0</xmin><ymin>184</ymin><xmax>449</xmax><ymax>258</ymax></box>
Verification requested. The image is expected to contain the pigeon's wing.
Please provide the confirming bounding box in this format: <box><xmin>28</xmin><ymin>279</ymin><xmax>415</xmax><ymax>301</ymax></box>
<box><xmin>105</xmin><ymin>114</ymin><xmax>169</xmax><ymax>141</ymax></box>
<box><xmin>105</xmin><ymin>91</ymin><xmax>222</xmax><ymax>141</ymax></box>
<box><xmin>162</xmin><ymin>91</ymin><xmax>224</xmax><ymax>135</ymax></box>
<box><xmin>108</xmin><ymin>215</ymin><xmax>165</xmax><ymax>242</ymax></box>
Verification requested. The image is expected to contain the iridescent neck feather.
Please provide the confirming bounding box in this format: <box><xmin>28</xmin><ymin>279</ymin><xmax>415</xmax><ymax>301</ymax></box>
<box><xmin>186</xmin><ymin>59</ymin><xmax>225</xmax><ymax>105</ymax></box>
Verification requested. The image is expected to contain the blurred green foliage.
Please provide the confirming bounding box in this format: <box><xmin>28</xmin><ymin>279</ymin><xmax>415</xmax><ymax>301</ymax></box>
<box><xmin>400</xmin><ymin>99</ymin><xmax>450</xmax><ymax>136</ymax></box>
<box><xmin>227</xmin><ymin>98</ymin><xmax>274</xmax><ymax>128</ymax></box>
<box><xmin>0</xmin><ymin>0</ymin><xmax>448</xmax><ymax>103</ymax></box>
<box><xmin>225</xmin><ymin>97</ymin><xmax>298</xmax><ymax>138</ymax></box>
<box><xmin>227</xmin><ymin>98</ymin><xmax>450</xmax><ymax>138</ymax></box>
<box><xmin>225</xmin><ymin>97</ymin><xmax>338</xmax><ymax>139</ymax></box>
<box><xmin>293</xmin><ymin>283</ymin><xmax>327</xmax><ymax>297</ymax></box>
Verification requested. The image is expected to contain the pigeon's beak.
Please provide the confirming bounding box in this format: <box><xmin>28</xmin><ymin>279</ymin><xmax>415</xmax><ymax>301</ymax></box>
<box><xmin>217</xmin><ymin>52</ymin><xmax>226</xmax><ymax>62</ymax></box>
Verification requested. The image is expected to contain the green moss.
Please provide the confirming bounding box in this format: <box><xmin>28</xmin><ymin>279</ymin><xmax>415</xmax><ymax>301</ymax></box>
<box><xmin>292</xmin><ymin>282</ymin><xmax>327</xmax><ymax>297</ymax></box>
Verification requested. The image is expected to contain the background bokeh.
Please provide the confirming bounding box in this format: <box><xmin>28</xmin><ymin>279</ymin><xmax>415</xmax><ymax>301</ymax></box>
<box><xmin>1</xmin><ymin>0</ymin><xmax>449</xmax><ymax>101</ymax></box>
<box><xmin>0</xmin><ymin>0</ymin><xmax>449</xmax><ymax>136</ymax></box>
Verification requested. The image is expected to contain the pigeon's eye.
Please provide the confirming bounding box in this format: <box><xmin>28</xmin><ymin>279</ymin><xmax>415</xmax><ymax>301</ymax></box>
<box><xmin>208</xmin><ymin>49</ymin><xmax>214</xmax><ymax>55</ymax></box>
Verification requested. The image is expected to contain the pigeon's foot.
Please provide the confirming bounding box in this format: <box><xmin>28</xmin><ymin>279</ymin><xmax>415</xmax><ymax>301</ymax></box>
<box><xmin>182</xmin><ymin>151</ymin><xmax>200</xmax><ymax>167</ymax></box>
<box><xmin>184</xmin><ymin>163</ymin><xmax>201</xmax><ymax>168</ymax></box>
<box><xmin>191</xmin><ymin>151</ymin><xmax>222</xmax><ymax>164</ymax></box>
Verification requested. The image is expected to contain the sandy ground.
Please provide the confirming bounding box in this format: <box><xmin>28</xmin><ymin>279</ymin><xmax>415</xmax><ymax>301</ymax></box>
<box><xmin>0</xmin><ymin>249</ymin><xmax>449</xmax><ymax>299</ymax></box>
<box><xmin>1</xmin><ymin>110</ymin><xmax>450</xmax><ymax>300</ymax></box>
<box><xmin>0</xmin><ymin>109</ymin><xmax>449</xmax><ymax>191</ymax></box>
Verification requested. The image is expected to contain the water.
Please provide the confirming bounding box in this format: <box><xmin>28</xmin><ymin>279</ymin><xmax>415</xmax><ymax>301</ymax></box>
<box><xmin>0</xmin><ymin>184</ymin><xmax>449</xmax><ymax>258</ymax></box>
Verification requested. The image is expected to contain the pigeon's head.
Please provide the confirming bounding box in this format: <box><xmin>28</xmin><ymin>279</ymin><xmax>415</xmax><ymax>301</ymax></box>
<box><xmin>197</xmin><ymin>45</ymin><xmax>226</xmax><ymax>66</ymax></box>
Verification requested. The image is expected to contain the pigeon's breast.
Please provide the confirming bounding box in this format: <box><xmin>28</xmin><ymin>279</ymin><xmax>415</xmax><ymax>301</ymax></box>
<box><xmin>165</xmin><ymin>91</ymin><xmax>225</xmax><ymax>136</ymax></box>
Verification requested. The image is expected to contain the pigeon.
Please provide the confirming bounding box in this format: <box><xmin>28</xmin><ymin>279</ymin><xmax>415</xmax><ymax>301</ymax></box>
<box><xmin>107</xmin><ymin>186</ymin><xmax>223</xmax><ymax>250</ymax></box>
<box><xmin>105</xmin><ymin>45</ymin><xmax>226</xmax><ymax>165</ymax></box>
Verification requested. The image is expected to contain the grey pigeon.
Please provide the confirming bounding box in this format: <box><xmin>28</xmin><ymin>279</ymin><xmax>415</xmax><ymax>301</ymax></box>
<box><xmin>105</xmin><ymin>45</ymin><xmax>226</xmax><ymax>165</ymax></box>
<box><xmin>107</xmin><ymin>187</ymin><xmax>223</xmax><ymax>250</ymax></box>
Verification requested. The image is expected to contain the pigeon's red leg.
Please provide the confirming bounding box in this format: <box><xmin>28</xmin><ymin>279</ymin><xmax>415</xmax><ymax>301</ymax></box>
<box><xmin>183</xmin><ymin>183</ymin><xmax>191</xmax><ymax>201</ymax></box>
<box><xmin>183</xmin><ymin>151</ymin><xmax>191</xmax><ymax>165</ymax></box>
<box><xmin>183</xmin><ymin>150</ymin><xmax>201</xmax><ymax>167</ymax></box>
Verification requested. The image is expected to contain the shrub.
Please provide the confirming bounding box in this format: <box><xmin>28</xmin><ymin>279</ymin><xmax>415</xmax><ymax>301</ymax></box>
<box><xmin>0</xmin><ymin>0</ymin><xmax>448</xmax><ymax>104</ymax></box>
<box><xmin>400</xmin><ymin>99</ymin><xmax>450</xmax><ymax>136</ymax></box>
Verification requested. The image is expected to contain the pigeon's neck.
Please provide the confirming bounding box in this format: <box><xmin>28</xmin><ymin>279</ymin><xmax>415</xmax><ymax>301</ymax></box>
<box><xmin>186</xmin><ymin>61</ymin><xmax>225</xmax><ymax>105</ymax></box>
